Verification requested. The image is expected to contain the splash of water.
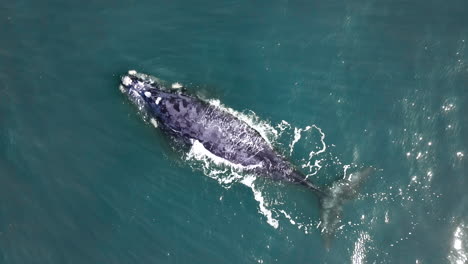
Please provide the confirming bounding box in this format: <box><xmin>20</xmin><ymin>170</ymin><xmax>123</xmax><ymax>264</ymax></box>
<box><xmin>449</xmin><ymin>222</ymin><xmax>467</xmax><ymax>264</ymax></box>
<box><xmin>351</xmin><ymin>232</ymin><xmax>371</xmax><ymax>264</ymax></box>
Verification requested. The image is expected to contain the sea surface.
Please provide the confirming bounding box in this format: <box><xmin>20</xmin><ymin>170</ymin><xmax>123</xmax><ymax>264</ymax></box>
<box><xmin>1</xmin><ymin>0</ymin><xmax>467</xmax><ymax>263</ymax></box>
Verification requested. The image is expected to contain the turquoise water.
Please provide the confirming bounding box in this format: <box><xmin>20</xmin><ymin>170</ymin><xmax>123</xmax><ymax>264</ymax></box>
<box><xmin>1</xmin><ymin>0</ymin><xmax>467</xmax><ymax>263</ymax></box>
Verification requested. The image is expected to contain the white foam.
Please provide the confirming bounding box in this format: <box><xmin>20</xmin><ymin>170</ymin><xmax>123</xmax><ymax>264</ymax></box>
<box><xmin>188</xmin><ymin>140</ymin><xmax>262</xmax><ymax>171</ymax></box>
<box><xmin>454</xmin><ymin>237</ymin><xmax>462</xmax><ymax>250</ymax></box>
<box><xmin>289</xmin><ymin>127</ymin><xmax>302</xmax><ymax>155</ymax></box>
<box><xmin>119</xmin><ymin>85</ymin><xmax>125</xmax><ymax>93</ymax></box>
<box><xmin>128</xmin><ymin>70</ymin><xmax>137</xmax><ymax>75</ymax></box>
<box><xmin>286</xmin><ymin>124</ymin><xmax>327</xmax><ymax>179</ymax></box>
<box><xmin>276</xmin><ymin>120</ymin><xmax>291</xmax><ymax>136</ymax></box>
<box><xmin>344</xmin><ymin>164</ymin><xmax>351</xmax><ymax>180</ymax></box>
<box><xmin>241</xmin><ymin>175</ymin><xmax>279</xmax><ymax>229</ymax></box>
<box><xmin>449</xmin><ymin>223</ymin><xmax>467</xmax><ymax>264</ymax></box>
<box><xmin>279</xmin><ymin>210</ymin><xmax>296</xmax><ymax>225</ymax></box>
<box><xmin>351</xmin><ymin>232</ymin><xmax>371</xmax><ymax>264</ymax></box>
<box><xmin>150</xmin><ymin>118</ymin><xmax>158</xmax><ymax>128</ymax></box>
<box><xmin>172</xmin><ymin>82</ymin><xmax>183</xmax><ymax>89</ymax></box>
<box><xmin>308</xmin><ymin>125</ymin><xmax>327</xmax><ymax>159</ymax></box>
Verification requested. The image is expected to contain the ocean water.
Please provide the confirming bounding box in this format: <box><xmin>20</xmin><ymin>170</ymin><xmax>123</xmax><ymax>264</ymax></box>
<box><xmin>1</xmin><ymin>0</ymin><xmax>467</xmax><ymax>263</ymax></box>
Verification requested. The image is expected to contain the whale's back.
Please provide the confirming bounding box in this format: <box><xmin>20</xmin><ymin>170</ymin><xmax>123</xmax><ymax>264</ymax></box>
<box><xmin>154</xmin><ymin>92</ymin><xmax>274</xmax><ymax>168</ymax></box>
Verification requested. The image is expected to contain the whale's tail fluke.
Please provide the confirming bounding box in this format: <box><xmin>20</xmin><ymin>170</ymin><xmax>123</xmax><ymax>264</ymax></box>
<box><xmin>294</xmin><ymin>167</ymin><xmax>375</xmax><ymax>248</ymax></box>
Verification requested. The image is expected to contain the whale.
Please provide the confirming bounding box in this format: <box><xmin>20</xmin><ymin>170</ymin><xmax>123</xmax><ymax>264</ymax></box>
<box><xmin>119</xmin><ymin>70</ymin><xmax>373</xmax><ymax>243</ymax></box>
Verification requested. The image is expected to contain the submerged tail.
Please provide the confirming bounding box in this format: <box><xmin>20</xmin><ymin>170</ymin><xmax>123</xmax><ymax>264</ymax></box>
<box><xmin>293</xmin><ymin>167</ymin><xmax>375</xmax><ymax>247</ymax></box>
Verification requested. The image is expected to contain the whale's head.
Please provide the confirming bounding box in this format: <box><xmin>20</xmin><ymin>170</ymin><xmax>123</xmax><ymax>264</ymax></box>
<box><xmin>120</xmin><ymin>70</ymin><xmax>163</xmax><ymax>117</ymax></box>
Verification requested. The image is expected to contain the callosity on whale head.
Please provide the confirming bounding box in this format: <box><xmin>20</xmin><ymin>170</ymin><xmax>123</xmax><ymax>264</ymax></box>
<box><xmin>119</xmin><ymin>70</ymin><xmax>164</xmax><ymax>117</ymax></box>
<box><xmin>119</xmin><ymin>70</ymin><xmax>164</xmax><ymax>96</ymax></box>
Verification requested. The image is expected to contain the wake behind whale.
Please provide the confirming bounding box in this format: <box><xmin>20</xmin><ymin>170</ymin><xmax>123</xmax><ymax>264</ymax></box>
<box><xmin>119</xmin><ymin>70</ymin><xmax>373</xmax><ymax>244</ymax></box>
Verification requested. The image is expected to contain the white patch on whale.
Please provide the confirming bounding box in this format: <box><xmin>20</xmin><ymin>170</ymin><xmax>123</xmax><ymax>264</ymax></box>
<box><xmin>144</xmin><ymin>91</ymin><xmax>151</xmax><ymax>98</ymax></box>
<box><xmin>122</xmin><ymin>76</ymin><xmax>132</xmax><ymax>86</ymax></box>
<box><xmin>128</xmin><ymin>70</ymin><xmax>137</xmax><ymax>75</ymax></box>
<box><xmin>155</xmin><ymin>97</ymin><xmax>161</xmax><ymax>105</ymax></box>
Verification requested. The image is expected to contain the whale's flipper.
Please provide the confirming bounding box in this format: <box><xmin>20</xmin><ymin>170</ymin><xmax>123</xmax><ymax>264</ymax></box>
<box><xmin>294</xmin><ymin>167</ymin><xmax>375</xmax><ymax>248</ymax></box>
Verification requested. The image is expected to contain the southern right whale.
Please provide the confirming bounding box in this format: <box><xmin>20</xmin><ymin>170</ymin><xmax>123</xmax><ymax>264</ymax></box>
<box><xmin>119</xmin><ymin>70</ymin><xmax>374</xmax><ymax>243</ymax></box>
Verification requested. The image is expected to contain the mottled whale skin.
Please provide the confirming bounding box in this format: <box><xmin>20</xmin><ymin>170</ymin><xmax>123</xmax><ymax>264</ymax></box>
<box><xmin>120</xmin><ymin>70</ymin><xmax>373</xmax><ymax>244</ymax></box>
<box><xmin>120</xmin><ymin>71</ymin><xmax>322</xmax><ymax>193</ymax></box>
